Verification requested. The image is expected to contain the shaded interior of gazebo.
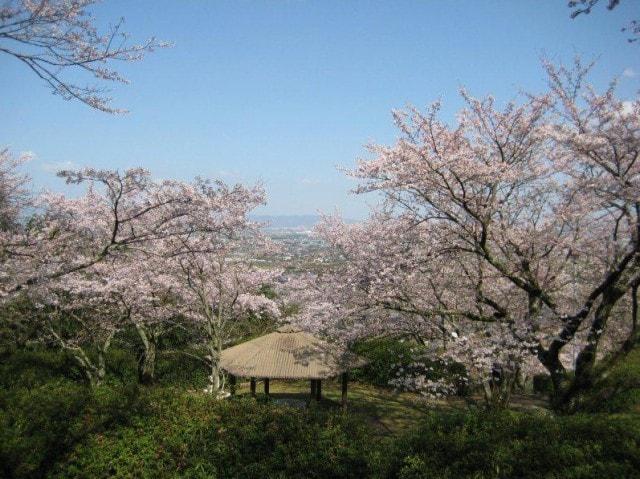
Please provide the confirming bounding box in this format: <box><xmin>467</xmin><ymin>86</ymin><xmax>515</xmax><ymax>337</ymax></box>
<box><xmin>220</xmin><ymin>325</ymin><xmax>367</xmax><ymax>409</ymax></box>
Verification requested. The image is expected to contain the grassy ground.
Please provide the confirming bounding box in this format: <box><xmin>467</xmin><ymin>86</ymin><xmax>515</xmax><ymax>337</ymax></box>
<box><xmin>232</xmin><ymin>378</ymin><xmax>549</xmax><ymax>435</ymax></box>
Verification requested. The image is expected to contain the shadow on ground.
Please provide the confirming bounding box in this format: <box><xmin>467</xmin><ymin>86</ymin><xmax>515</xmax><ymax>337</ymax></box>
<box><xmin>231</xmin><ymin>378</ymin><xmax>549</xmax><ymax>435</ymax></box>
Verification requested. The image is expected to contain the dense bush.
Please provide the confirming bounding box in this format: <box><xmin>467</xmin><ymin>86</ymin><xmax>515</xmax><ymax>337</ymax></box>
<box><xmin>0</xmin><ymin>347</ymin><xmax>84</xmax><ymax>388</ymax></box>
<box><xmin>352</xmin><ymin>338</ymin><xmax>468</xmax><ymax>395</ymax></box>
<box><xmin>384</xmin><ymin>410</ymin><xmax>640</xmax><ymax>479</ymax></box>
<box><xmin>110</xmin><ymin>325</ymin><xmax>209</xmax><ymax>388</ymax></box>
<box><xmin>352</xmin><ymin>338</ymin><xmax>416</xmax><ymax>387</ymax></box>
<box><xmin>571</xmin><ymin>346</ymin><xmax>640</xmax><ymax>414</ymax></box>
<box><xmin>2</xmin><ymin>347</ymin><xmax>639</xmax><ymax>478</ymax></box>
<box><xmin>52</xmin><ymin>392</ymin><xmax>380</xmax><ymax>479</ymax></box>
<box><xmin>154</xmin><ymin>352</ymin><xmax>209</xmax><ymax>388</ymax></box>
<box><xmin>0</xmin><ymin>380</ymin><xmax>147</xmax><ymax>479</ymax></box>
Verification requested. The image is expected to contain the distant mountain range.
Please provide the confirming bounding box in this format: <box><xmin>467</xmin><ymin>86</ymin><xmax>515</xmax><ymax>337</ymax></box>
<box><xmin>250</xmin><ymin>215</ymin><xmax>357</xmax><ymax>230</ymax></box>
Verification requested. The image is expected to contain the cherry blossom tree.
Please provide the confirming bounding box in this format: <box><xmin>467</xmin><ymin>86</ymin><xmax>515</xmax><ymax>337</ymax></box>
<box><xmin>299</xmin><ymin>213</ymin><xmax>537</xmax><ymax>407</ymax></box>
<box><xmin>316</xmin><ymin>60</ymin><xmax>639</xmax><ymax>407</ymax></box>
<box><xmin>0</xmin><ymin>150</ymin><xmax>36</xmax><ymax>347</ymax></box>
<box><xmin>85</xmin><ymin>251</ymin><xmax>179</xmax><ymax>385</ymax></box>
<box><xmin>1</xmin><ymin>169</ymin><xmax>253</xmax><ymax>298</ymax></box>
<box><xmin>0</xmin><ymin>0</ymin><xmax>168</xmax><ymax>113</ymax></box>
<box><xmin>173</xmin><ymin>238</ymin><xmax>281</xmax><ymax>397</ymax></box>
<box><xmin>115</xmin><ymin>179</ymin><xmax>269</xmax><ymax>385</ymax></box>
<box><xmin>0</xmin><ymin>161</ymin><xmax>272</xmax><ymax>389</ymax></box>
<box><xmin>126</xmin><ymin>266</ymin><xmax>180</xmax><ymax>385</ymax></box>
<box><xmin>31</xmin><ymin>258</ymin><xmax>131</xmax><ymax>386</ymax></box>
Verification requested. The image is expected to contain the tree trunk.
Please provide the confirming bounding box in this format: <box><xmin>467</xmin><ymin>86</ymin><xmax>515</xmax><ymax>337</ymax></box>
<box><xmin>96</xmin><ymin>351</ymin><xmax>106</xmax><ymax>386</ymax></box>
<box><xmin>94</xmin><ymin>331</ymin><xmax>114</xmax><ymax>387</ymax></box>
<box><xmin>632</xmin><ymin>283</ymin><xmax>638</xmax><ymax>334</ymax></box>
<box><xmin>206</xmin><ymin>340</ymin><xmax>223</xmax><ymax>396</ymax></box>
<box><xmin>567</xmin><ymin>288</ymin><xmax>622</xmax><ymax>403</ymax></box>
<box><xmin>138</xmin><ymin>339</ymin><xmax>157</xmax><ymax>385</ymax></box>
<box><xmin>548</xmin><ymin>284</ymin><xmax>627</xmax><ymax>410</ymax></box>
<box><xmin>64</xmin><ymin>337</ymin><xmax>112</xmax><ymax>388</ymax></box>
<box><xmin>482</xmin><ymin>379</ymin><xmax>493</xmax><ymax>406</ymax></box>
<box><xmin>211</xmin><ymin>362</ymin><xmax>221</xmax><ymax>392</ymax></box>
<box><xmin>134</xmin><ymin>323</ymin><xmax>158</xmax><ymax>385</ymax></box>
<box><xmin>72</xmin><ymin>353</ymin><xmax>98</xmax><ymax>387</ymax></box>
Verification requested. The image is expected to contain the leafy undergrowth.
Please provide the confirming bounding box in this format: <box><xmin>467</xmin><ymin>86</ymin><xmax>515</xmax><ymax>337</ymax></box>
<box><xmin>233</xmin><ymin>379</ymin><xmax>548</xmax><ymax>436</ymax></box>
<box><xmin>50</xmin><ymin>391</ymin><xmax>381</xmax><ymax>479</ymax></box>
<box><xmin>571</xmin><ymin>346</ymin><xmax>640</xmax><ymax>414</ymax></box>
<box><xmin>386</xmin><ymin>410</ymin><xmax>640</xmax><ymax>479</ymax></box>
<box><xmin>0</xmin><ymin>379</ymin><xmax>147</xmax><ymax>479</ymax></box>
<box><xmin>234</xmin><ymin>378</ymin><xmax>426</xmax><ymax>435</ymax></box>
<box><xmin>43</xmin><ymin>388</ymin><xmax>640</xmax><ymax>479</ymax></box>
<box><xmin>2</xmin><ymin>348</ymin><xmax>639</xmax><ymax>478</ymax></box>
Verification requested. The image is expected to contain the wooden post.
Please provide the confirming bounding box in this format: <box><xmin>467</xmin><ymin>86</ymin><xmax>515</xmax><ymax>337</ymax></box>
<box><xmin>229</xmin><ymin>375</ymin><xmax>236</xmax><ymax>396</ymax></box>
<box><xmin>310</xmin><ymin>379</ymin><xmax>316</xmax><ymax>398</ymax></box>
<box><xmin>250</xmin><ymin>377</ymin><xmax>256</xmax><ymax>397</ymax></box>
<box><xmin>264</xmin><ymin>378</ymin><xmax>270</xmax><ymax>396</ymax></box>
<box><xmin>341</xmin><ymin>372</ymin><xmax>348</xmax><ymax>411</ymax></box>
<box><xmin>315</xmin><ymin>379</ymin><xmax>322</xmax><ymax>401</ymax></box>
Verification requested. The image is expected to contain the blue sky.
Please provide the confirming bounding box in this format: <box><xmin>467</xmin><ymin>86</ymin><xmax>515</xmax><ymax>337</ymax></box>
<box><xmin>2</xmin><ymin>0</ymin><xmax>638</xmax><ymax>218</ymax></box>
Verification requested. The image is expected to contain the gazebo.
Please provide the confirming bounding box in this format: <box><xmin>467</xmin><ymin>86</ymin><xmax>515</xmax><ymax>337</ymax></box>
<box><xmin>220</xmin><ymin>325</ymin><xmax>367</xmax><ymax>410</ymax></box>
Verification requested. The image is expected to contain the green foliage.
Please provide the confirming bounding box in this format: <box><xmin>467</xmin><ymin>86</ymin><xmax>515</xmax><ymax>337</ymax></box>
<box><xmin>383</xmin><ymin>410</ymin><xmax>640</xmax><ymax>479</ymax></box>
<box><xmin>2</xmin><ymin>347</ymin><xmax>639</xmax><ymax>479</ymax></box>
<box><xmin>0</xmin><ymin>347</ymin><xmax>84</xmax><ymax>388</ymax></box>
<box><xmin>352</xmin><ymin>338</ymin><xmax>416</xmax><ymax>387</ymax></box>
<box><xmin>155</xmin><ymin>351</ymin><xmax>208</xmax><ymax>388</ymax></box>
<box><xmin>105</xmin><ymin>347</ymin><xmax>139</xmax><ymax>385</ymax></box>
<box><xmin>352</xmin><ymin>338</ymin><xmax>467</xmax><ymax>395</ymax></box>
<box><xmin>0</xmin><ymin>380</ymin><xmax>90</xmax><ymax>478</ymax></box>
<box><xmin>0</xmin><ymin>379</ymin><xmax>147</xmax><ymax>479</ymax></box>
<box><xmin>52</xmin><ymin>392</ymin><xmax>378</xmax><ymax>479</ymax></box>
<box><xmin>0</xmin><ymin>295</ymin><xmax>41</xmax><ymax>348</ymax></box>
<box><xmin>572</xmin><ymin>346</ymin><xmax>640</xmax><ymax>414</ymax></box>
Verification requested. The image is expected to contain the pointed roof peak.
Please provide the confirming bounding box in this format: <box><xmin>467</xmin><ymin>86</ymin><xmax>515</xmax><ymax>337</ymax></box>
<box><xmin>276</xmin><ymin>324</ymin><xmax>303</xmax><ymax>333</ymax></box>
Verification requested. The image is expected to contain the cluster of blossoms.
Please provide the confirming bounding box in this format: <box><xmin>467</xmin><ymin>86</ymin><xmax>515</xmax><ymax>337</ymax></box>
<box><xmin>388</xmin><ymin>350</ymin><xmax>469</xmax><ymax>399</ymax></box>
<box><xmin>0</xmin><ymin>0</ymin><xmax>169</xmax><ymax>113</ymax></box>
<box><xmin>0</xmin><ymin>160</ymin><xmax>281</xmax><ymax>391</ymax></box>
<box><xmin>290</xmin><ymin>60</ymin><xmax>640</xmax><ymax>406</ymax></box>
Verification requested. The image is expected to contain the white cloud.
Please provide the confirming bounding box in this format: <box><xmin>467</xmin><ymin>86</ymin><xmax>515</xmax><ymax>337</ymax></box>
<box><xmin>623</xmin><ymin>68</ymin><xmax>636</xmax><ymax>78</ymax></box>
<box><xmin>41</xmin><ymin>160</ymin><xmax>75</xmax><ymax>173</ymax></box>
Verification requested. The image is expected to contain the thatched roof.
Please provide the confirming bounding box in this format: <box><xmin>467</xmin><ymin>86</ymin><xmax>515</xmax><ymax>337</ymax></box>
<box><xmin>220</xmin><ymin>325</ymin><xmax>367</xmax><ymax>380</ymax></box>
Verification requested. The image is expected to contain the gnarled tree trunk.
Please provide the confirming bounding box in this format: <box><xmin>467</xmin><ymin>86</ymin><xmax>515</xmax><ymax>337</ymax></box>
<box><xmin>134</xmin><ymin>323</ymin><xmax>159</xmax><ymax>385</ymax></box>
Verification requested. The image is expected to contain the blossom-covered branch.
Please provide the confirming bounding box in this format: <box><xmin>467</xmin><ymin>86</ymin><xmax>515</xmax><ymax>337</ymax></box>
<box><xmin>0</xmin><ymin>0</ymin><xmax>169</xmax><ymax>113</ymax></box>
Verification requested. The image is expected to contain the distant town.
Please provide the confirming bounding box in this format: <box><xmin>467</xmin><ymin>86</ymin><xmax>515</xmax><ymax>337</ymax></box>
<box><xmin>252</xmin><ymin>215</ymin><xmax>339</xmax><ymax>271</ymax></box>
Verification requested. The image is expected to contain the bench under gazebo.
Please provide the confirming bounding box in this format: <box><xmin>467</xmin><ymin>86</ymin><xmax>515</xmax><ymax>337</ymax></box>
<box><xmin>220</xmin><ymin>325</ymin><xmax>367</xmax><ymax>410</ymax></box>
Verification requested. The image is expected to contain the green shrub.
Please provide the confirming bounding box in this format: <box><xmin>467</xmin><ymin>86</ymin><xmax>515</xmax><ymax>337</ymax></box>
<box><xmin>0</xmin><ymin>348</ymin><xmax>84</xmax><ymax>389</ymax></box>
<box><xmin>105</xmin><ymin>347</ymin><xmax>139</xmax><ymax>385</ymax></box>
<box><xmin>0</xmin><ymin>380</ymin><xmax>91</xmax><ymax>478</ymax></box>
<box><xmin>352</xmin><ymin>338</ymin><xmax>468</xmax><ymax>395</ymax></box>
<box><xmin>352</xmin><ymin>337</ymin><xmax>416</xmax><ymax>387</ymax></box>
<box><xmin>52</xmin><ymin>392</ymin><xmax>379</xmax><ymax>479</ymax></box>
<box><xmin>571</xmin><ymin>347</ymin><xmax>640</xmax><ymax>414</ymax></box>
<box><xmin>383</xmin><ymin>410</ymin><xmax>640</xmax><ymax>479</ymax></box>
<box><xmin>3</xmin><ymin>346</ymin><xmax>639</xmax><ymax>479</ymax></box>
<box><xmin>0</xmin><ymin>380</ymin><xmax>147</xmax><ymax>478</ymax></box>
<box><xmin>155</xmin><ymin>350</ymin><xmax>208</xmax><ymax>388</ymax></box>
